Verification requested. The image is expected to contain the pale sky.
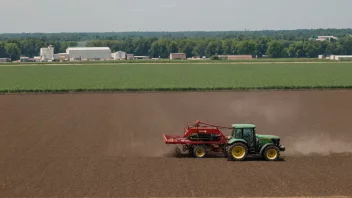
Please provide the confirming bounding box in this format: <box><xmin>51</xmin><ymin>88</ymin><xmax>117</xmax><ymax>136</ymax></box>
<box><xmin>1</xmin><ymin>0</ymin><xmax>351</xmax><ymax>33</ymax></box>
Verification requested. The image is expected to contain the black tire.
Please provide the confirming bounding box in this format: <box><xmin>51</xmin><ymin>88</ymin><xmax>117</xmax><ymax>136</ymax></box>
<box><xmin>227</xmin><ymin>142</ymin><xmax>248</xmax><ymax>161</ymax></box>
<box><xmin>223</xmin><ymin>146</ymin><xmax>229</xmax><ymax>158</ymax></box>
<box><xmin>263</xmin><ymin>145</ymin><xmax>280</xmax><ymax>161</ymax></box>
<box><xmin>223</xmin><ymin>150</ymin><xmax>228</xmax><ymax>158</ymax></box>
<box><xmin>193</xmin><ymin>145</ymin><xmax>207</xmax><ymax>158</ymax></box>
<box><xmin>188</xmin><ymin>149</ymin><xmax>193</xmax><ymax>156</ymax></box>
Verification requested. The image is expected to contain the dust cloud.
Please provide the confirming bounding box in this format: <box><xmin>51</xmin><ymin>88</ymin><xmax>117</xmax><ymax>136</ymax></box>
<box><xmin>228</xmin><ymin>95</ymin><xmax>299</xmax><ymax>125</ymax></box>
<box><xmin>105</xmin><ymin>137</ymin><xmax>178</xmax><ymax>158</ymax></box>
<box><xmin>284</xmin><ymin>133</ymin><xmax>352</xmax><ymax>156</ymax></box>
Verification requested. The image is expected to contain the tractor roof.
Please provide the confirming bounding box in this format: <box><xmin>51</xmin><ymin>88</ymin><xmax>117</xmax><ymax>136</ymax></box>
<box><xmin>232</xmin><ymin>124</ymin><xmax>256</xmax><ymax>128</ymax></box>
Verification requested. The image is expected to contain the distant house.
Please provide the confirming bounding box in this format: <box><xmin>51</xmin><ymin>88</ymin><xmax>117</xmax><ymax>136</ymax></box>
<box><xmin>126</xmin><ymin>54</ymin><xmax>134</xmax><ymax>60</ymax></box>
<box><xmin>170</xmin><ymin>53</ymin><xmax>186</xmax><ymax>60</ymax></box>
<box><xmin>0</xmin><ymin>58</ymin><xmax>11</xmax><ymax>63</ymax></box>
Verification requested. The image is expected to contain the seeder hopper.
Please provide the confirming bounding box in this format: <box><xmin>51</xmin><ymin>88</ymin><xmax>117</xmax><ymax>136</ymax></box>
<box><xmin>163</xmin><ymin>120</ymin><xmax>285</xmax><ymax>161</ymax></box>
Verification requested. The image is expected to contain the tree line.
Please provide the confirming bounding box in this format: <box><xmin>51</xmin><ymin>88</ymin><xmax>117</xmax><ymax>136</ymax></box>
<box><xmin>1</xmin><ymin>29</ymin><xmax>352</xmax><ymax>41</ymax></box>
<box><xmin>1</xmin><ymin>30</ymin><xmax>352</xmax><ymax>60</ymax></box>
<box><xmin>88</xmin><ymin>36</ymin><xmax>352</xmax><ymax>59</ymax></box>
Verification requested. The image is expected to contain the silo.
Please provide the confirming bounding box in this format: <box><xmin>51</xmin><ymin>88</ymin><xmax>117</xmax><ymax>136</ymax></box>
<box><xmin>40</xmin><ymin>45</ymin><xmax>54</xmax><ymax>61</ymax></box>
<box><xmin>113</xmin><ymin>51</ymin><xmax>126</xmax><ymax>60</ymax></box>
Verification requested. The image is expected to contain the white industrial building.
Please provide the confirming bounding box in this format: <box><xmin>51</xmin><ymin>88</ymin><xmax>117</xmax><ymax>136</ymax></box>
<box><xmin>66</xmin><ymin>47</ymin><xmax>111</xmax><ymax>61</ymax></box>
<box><xmin>316</xmin><ymin>36</ymin><xmax>338</xmax><ymax>41</ymax></box>
<box><xmin>329</xmin><ymin>55</ymin><xmax>352</xmax><ymax>60</ymax></box>
<box><xmin>112</xmin><ymin>51</ymin><xmax>126</xmax><ymax>60</ymax></box>
<box><xmin>40</xmin><ymin>45</ymin><xmax>54</xmax><ymax>61</ymax></box>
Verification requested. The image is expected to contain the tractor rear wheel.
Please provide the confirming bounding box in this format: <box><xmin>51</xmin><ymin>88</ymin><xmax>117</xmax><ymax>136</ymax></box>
<box><xmin>193</xmin><ymin>145</ymin><xmax>207</xmax><ymax>158</ymax></box>
<box><xmin>227</xmin><ymin>143</ymin><xmax>248</xmax><ymax>161</ymax></box>
<box><xmin>263</xmin><ymin>146</ymin><xmax>280</xmax><ymax>161</ymax></box>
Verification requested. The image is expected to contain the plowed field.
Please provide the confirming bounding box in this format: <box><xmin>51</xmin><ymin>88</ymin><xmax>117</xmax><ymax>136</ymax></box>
<box><xmin>1</xmin><ymin>90</ymin><xmax>352</xmax><ymax>197</ymax></box>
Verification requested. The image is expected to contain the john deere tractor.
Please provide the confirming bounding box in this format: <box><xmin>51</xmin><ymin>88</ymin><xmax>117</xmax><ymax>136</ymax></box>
<box><xmin>225</xmin><ymin>124</ymin><xmax>285</xmax><ymax>161</ymax></box>
<box><xmin>163</xmin><ymin>120</ymin><xmax>285</xmax><ymax>161</ymax></box>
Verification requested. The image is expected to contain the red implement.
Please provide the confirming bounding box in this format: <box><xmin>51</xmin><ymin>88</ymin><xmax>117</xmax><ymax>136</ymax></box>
<box><xmin>163</xmin><ymin>120</ymin><xmax>232</xmax><ymax>145</ymax></box>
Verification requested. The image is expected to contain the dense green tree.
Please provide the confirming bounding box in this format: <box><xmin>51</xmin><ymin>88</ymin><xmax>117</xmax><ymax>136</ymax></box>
<box><xmin>5</xmin><ymin>43</ymin><xmax>21</xmax><ymax>60</ymax></box>
<box><xmin>205</xmin><ymin>41</ymin><xmax>218</xmax><ymax>57</ymax></box>
<box><xmin>178</xmin><ymin>39</ymin><xmax>196</xmax><ymax>57</ymax></box>
<box><xmin>236</xmin><ymin>40</ymin><xmax>257</xmax><ymax>55</ymax></box>
<box><xmin>288</xmin><ymin>43</ymin><xmax>305</xmax><ymax>57</ymax></box>
<box><xmin>167</xmin><ymin>41</ymin><xmax>178</xmax><ymax>54</ymax></box>
<box><xmin>0</xmin><ymin>42</ymin><xmax>7</xmax><ymax>58</ymax></box>
<box><xmin>256</xmin><ymin>38</ymin><xmax>269</xmax><ymax>57</ymax></box>
<box><xmin>267</xmin><ymin>41</ymin><xmax>286</xmax><ymax>58</ymax></box>
<box><xmin>192</xmin><ymin>41</ymin><xmax>206</xmax><ymax>57</ymax></box>
<box><xmin>222</xmin><ymin>39</ymin><xmax>233</xmax><ymax>55</ymax></box>
<box><xmin>336</xmin><ymin>37</ymin><xmax>352</xmax><ymax>55</ymax></box>
<box><xmin>303</xmin><ymin>41</ymin><xmax>320</xmax><ymax>58</ymax></box>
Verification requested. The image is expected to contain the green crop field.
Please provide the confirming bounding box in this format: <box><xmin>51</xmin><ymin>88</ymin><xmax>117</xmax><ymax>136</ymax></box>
<box><xmin>0</xmin><ymin>63</ymin><xmax>351</xmax><ymax>93</ymax></box>
<box><xmin>0</xmin><ymin>58</ymin><xmax>340</xmax><ymax>66</ymax></box>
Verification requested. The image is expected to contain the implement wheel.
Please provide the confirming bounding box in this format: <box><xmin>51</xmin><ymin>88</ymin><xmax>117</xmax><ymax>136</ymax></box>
<box><xmin>227</xmin><ymin>143</ymin><xmax>248</xmax><ymax>161</ymax></box>
<box><xmin>193</xmin><ymin>145</ymin><xmax>206</xmax><ymax>158</ymax></box>
<box><xmin>263</xmin><ymin>146</ymin><xmax>280</xmax><ymax>161</ymax></box>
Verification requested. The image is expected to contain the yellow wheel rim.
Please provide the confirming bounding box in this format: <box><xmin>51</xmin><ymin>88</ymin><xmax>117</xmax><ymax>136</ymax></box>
<box><xmin>195</xmin><ymin>147</ymin><xmax>205</xmax><ymax>157</ymax></box>
<box><xmin>266</xmin><ymin>149</ymin><xmax>278</xmax><ymax>160</ymax></box>
<box><xmin>231</xmin><ymin>146</ymin><xmax>245</xmax><ymax>159</ymax></box>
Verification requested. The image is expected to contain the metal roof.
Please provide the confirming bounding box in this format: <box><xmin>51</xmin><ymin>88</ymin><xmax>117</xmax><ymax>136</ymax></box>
<box><xmin>232</xmin><ymin>124</ymin><xmax>256</xmax><ymax>128</ymax></box>
<box><xmin>67</xmin><ymin>47</ymin><xmax>111</xmax><ymax>51</ymax></box>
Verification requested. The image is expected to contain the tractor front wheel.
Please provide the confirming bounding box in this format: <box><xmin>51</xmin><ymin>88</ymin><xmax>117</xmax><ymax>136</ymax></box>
<box><xmin>227</xmin><ymin>143</ymin><xmax>248</xmax><ymax>161</ymax></box>
<box><xmin>193</xmin><ymin>145</ymin><xmax>207</xmax><ymax>158</ymax></box>
<box><xmin>263</xmin><ymin>146</ymin><xmax>280</xmax><ymax>161</ymax></box>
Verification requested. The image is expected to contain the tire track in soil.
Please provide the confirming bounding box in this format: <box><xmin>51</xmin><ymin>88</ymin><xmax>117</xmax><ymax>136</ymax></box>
<box><xmin>0</xmin><ymin>90</ymin><xmax>352</xmax><ymax>197</ymax></box>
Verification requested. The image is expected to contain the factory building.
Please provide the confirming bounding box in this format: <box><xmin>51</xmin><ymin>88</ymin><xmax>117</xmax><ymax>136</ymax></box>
<box><xmin>40</xmin><ymin>45</ymin><xmax>54</xmax><ymax>61</ymax></box>
<box><xmin>66</xmin><ymin>47</ymin><xmax>111</xmax><ymax>61</ymax></box>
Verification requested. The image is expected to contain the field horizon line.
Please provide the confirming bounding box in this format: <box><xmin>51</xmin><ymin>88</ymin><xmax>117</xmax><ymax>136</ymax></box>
<box><xmin>1</xmin><ymin>86</ymin><xmax>352</xmax><ymax>95</ymax></box>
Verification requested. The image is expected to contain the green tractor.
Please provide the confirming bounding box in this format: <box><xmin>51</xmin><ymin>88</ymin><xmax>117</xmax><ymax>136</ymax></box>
<box><xmin>163</xmin><ymin>121</ymin><xmax>285</xmax><ymax>161</ymax></box>
<box><xmin>225</xmin><ymin>124</ymin><xmax>285</xmax><ymax>161</ymax></box>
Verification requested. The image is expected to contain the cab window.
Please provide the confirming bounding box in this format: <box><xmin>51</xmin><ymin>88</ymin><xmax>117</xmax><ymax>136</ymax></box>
<box><xmin>243</xmin><ymin>128</ymin><xmax>252</xmax><ymax>138</ymax></box>
<box><xmin>235</xmin><ymin>128</ymin><xmax>242</xmax><ymax>138</ymax></box>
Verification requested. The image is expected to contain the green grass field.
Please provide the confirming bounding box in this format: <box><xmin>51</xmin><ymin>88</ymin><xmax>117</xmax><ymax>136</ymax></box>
<box><xmin>0</xmin><ymin>63</ymin><xmax>351</xmax><ymax>93</ymax></box>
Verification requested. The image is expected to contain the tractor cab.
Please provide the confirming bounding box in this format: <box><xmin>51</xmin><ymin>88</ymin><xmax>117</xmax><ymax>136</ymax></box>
<box><xmin>230</xmin><ymin>124</ymin><xmax>258</xmax><ymax>153</ymax></box>
<box><xmin>226</xmin><ymin>124</ymin><xmax>285</xmax><ymax>161</ymax></box>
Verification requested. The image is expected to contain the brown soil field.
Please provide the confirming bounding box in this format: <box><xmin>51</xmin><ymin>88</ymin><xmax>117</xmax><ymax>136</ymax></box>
<box><xmin>0</xmin><ymin>90</ymin><xmax>352</xmax><ymax>197</ymax></box>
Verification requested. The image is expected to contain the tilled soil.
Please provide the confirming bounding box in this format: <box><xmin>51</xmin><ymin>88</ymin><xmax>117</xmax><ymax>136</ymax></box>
<box><xmin>0</xmin><ymin>90</ymin><xmax>352</xmax><ymax>197</ymax></box>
